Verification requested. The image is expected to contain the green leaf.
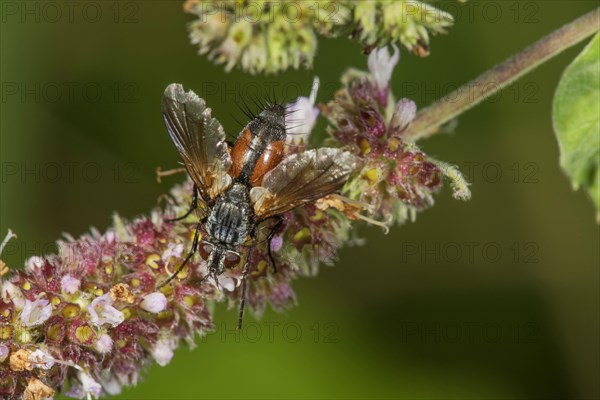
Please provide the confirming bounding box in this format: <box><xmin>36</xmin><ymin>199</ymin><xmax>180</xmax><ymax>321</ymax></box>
<box><xmin>553</xmin><ymin>33</ymin><xmax>600</xmax><ymax>220</ymax></box>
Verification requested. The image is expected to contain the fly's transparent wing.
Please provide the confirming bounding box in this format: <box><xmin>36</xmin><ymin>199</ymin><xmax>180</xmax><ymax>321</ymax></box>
<box><xmin>162</xmin><ymin>83</ymin><xmax>232</xmax><ymax>200</ymax></box>
<box><xmin>251</xmin><ymin>148</ymin><xmax>357</xmax><ymax>220</ymax></box>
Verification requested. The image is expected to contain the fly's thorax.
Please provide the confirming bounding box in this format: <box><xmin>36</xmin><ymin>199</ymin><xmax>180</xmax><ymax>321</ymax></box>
<box><xmin>229</xmin><ymin>103</ymin><xmax>286</xmax><ymax>186</ymax></box>
<box><xmin>205</xmin><ymin>183</ymin><xmax>254</xmax><ymax>246</ymax></box>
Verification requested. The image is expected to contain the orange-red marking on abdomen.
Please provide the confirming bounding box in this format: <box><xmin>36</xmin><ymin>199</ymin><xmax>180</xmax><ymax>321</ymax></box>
<box><xmin>229</xmin><ymin>128</ymin><xmax>252</xmax><ymax>179</ymax></box>
<box><xmin>250</xmin><ymin>140</ymin><xmax>284</xmax><ymax>186</ymax></box>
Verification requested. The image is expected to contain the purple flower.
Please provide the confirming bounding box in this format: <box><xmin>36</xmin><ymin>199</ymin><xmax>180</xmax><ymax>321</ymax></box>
<box><xmin>0</xmin><ymin>344</ymin><xmax>8</xmax><ymax>363</ymax></box>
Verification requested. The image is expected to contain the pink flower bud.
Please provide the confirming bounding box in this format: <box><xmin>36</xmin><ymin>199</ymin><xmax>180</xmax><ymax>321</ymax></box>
<box><xmin>140</xmin><ymin>292</ymin><xmax>167</xmax><ymax>314</ymax></box>
<box><xmin>93</xmin><ymin>333</ymin><xmax>114</xmax><ymax>354</ymax></box>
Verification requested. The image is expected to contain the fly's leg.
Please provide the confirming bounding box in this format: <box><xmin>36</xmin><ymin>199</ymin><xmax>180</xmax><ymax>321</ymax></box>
<box><xmin>156</xmin><ymin>166</ymin><xmax>186</xmax><ymax>183</ymax></box>
<box><xmin>167</xmin><ymin>183</ymin><xmax>198</xmax><ymax>222</ymax></box>
<box><xmin>158</xmin><ymin>222</ymin><xmax>201</xmax><ymax>288</ymax></box>
<box><xmin>237</xmin><ymin>246</ymin><xmax>255</xmax><ymax>330</ymax></box>
<box><xmin>265</xmin><ymin>216</ymin><xmax>284</xmax><ymax>274</ymax></box>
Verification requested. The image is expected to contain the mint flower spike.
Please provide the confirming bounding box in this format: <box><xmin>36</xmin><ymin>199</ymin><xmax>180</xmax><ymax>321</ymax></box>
<box><xmin>0</xmin><ymin>84</ymin><xmax>368</xmax><ymax>399</ymax></box>
<box><xmin>352</xmin><ymin>0</ymin><xmax>454</xmax><ymax>56</ymax></box>
<box><xmin>322</xmin><ymin>45</ymin><xmax>470</xmax><ymax>227</ymax></box>
<box><xmin>183</xmin><ymin>1</ymin><xmax>455</xmax><ymax>74</ymax></box>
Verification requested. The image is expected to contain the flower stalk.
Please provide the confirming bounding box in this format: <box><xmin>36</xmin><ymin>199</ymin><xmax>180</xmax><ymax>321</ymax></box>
<box><xmin>404</xmin><ymin>7</ymin><xmax>600</xmax><ymax>141</ymax></box>
<box><xmin>0</xmin><ymin>50</ymin><xmax>469</xmax><ymax>398</ymax></box>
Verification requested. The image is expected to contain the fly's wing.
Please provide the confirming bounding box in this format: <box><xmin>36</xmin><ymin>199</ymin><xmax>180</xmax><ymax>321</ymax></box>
<box><xmin>162</xmin><ymin>83</ymin><xmax>232</xmax><ymax>201</ymax></box>
<box><xmin>251</xmin><ymin>148</ymin><xmax>357</xmax><ymax>220</ymax></box>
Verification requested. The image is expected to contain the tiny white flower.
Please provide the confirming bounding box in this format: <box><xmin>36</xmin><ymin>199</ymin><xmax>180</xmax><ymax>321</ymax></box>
<box><xmin>87</xmin><ymin>293</ymin><xmax>124</xmax><ymax>328</ymax></box>
<box><xmin>61</xmin><ymin>274</ymin><xmax>81</xmax><ymax>295</ymax></box>
<box><xmin>140</xmin><ymin>292</ymin><xmax>167</xmax><ymax>314</ymax></box>
<box><xmin>99</xmin><ymin>373</ymin><xmax>122</xmax><ymax>396</ymax></box>
<box><xmin>93</xmin><ymin>333</ymin><xmax>114</xmax><ymax>354</ymax></box>
<box><xmin>286</xmin><ymin>76</ymin><xmax>320</xmax><ymax>142</ymax></box>
<box><xmin>79</xmin><ymin>371</ymin><xmax>102</xmax><ymax>399</ymax></box>
<box><xmin>0</xmin><ymin>344</ymin><xmax>8</xmax><ymax>362</ymax></box>
<box><xmin>20</xmin><ymin>298</ymin><xmax>52</xmax><ymax>327</ymax></box>
<box><xmin>161</xmin><ymin>243</ymin><xmax>184</xmax><ymax>263</ymax></box>
<box><xmin>197</xmin><ymin>264</ymin><xmax>241</xmax><ymax>292</ymax></box>
<box><xmin>216</xmin><ymin>274</ymin><xmax>236</xmax><ymax>292</ymax></box>
<box><xmin>390</xmin><ymin>98</ymin><xmax>417</xmax><ymax>133</ymax></box>
<box><xmin>151</xmin><ymin>337</ymin><xmax>176</xmax><ymax>367</ymax></box>
<box><xmin>104</xmin><ymin>231</ymin><xmax>116</xmax><ymax>244</ymax></box>
<box><xmin>1</xmin><ymin>281</ymin><xmax>25</xmax><ymax>309</ymax></box>
<box><xmin>29</xmin><ymin>349</ymin><xmax>55</xmax><ymax>370</ymax></box>
<box><xmin>25</xmin><ymin>256</ymin><xmax>45</xmax><ymax>272</ymax></box>
<box><xmin>368</xmin><ymin>45</ymin><xmax>400</xmax><ymax>91</ymax></box>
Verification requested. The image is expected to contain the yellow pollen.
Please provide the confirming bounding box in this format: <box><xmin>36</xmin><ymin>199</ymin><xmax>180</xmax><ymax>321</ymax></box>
<box><xmin>359</xmin><ymin>138</ymin><xmax>371</xmax><ymax>155</ymax></box>
<box><xmin>75</xmin><ymin>325</ymin><xmax>94</xmax><ymax>343</ymax></box>
<box><xmin>62</xmin><ymin>303</ymin><xmax>80</xmax><ymax>319</ymax></box>
<box><xmin>183</xmin><ymin>295</ymin><xmax>195</xmax><ymax>307</ymax></box>
<box><xmin>22</xmin><ymin>282</ymin><xmax>31</xmax><ymax>291</ymax></box>
<box><xmin>0</xmin><ymin>325</ymin><xmax>13</xmax><ymax>340</ymax></box>
<box><xmin>47</xmin><ymin>323</ymin><xmax>62</xmax><ymax>341</ymax></box>
<box><xmin>364</xmin><ymin>168</ymin><xmax>379</xmax><ymax>183</ymax></box>
<box><xmin>146</xmin><ymin>254</ymin><xmax>161</xmax><ymax>269</ymax></box>
<box><xmin>293</xmin><ymin>228</ymin><xmax>311</xmax><ymax>243</ymax></box>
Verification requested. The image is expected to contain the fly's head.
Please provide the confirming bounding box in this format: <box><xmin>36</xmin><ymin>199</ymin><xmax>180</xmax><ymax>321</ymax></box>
<box><xmin>199</xmin><ymin>240</ymin><xmax>242</xmax><ymax>275</ymax></box>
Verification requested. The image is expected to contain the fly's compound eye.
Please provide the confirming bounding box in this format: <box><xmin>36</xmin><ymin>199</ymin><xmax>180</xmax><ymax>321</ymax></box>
<box><xmin>199</xmin><ymin>242</ymin><xmax>214</xmax><ymax>260</ymax></box>
<box><xmin>223</xmin><ymin>251</ymin><xmax>241</xmax><ymax>268</ymax></box>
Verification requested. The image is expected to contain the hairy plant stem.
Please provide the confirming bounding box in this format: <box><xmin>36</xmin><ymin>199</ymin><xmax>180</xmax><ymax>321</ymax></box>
<box><xmin>404</xmin><ymin>7</ymin><xmax>600</xmax><ymax>141</ymax></box>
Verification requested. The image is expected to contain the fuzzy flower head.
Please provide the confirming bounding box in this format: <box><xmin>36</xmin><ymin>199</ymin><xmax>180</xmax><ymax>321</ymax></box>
<box><xmin>322</xmin><ymin>46</ymin><xmax>470</xmax><ymax>225</ymax></box>
<box><xmin>352</xmin><ymin>0</ymin><xmax>454</xmax><ymax>56</ymax></box>
<box><xmin>183</xmin><ymin>0</ymin><xmax>455</xmax><ymax>74</ymax></box>
<box><xmin>185</xmin><ymin>0</ymin><xmax>351</xmax><ymax>74</ymax></box>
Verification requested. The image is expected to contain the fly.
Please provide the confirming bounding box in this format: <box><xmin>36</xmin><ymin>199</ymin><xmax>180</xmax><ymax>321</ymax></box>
<box><xmin>158</xmin><ymin>83</ymin><xmax>356</xmax><ymax>328</ymax></box>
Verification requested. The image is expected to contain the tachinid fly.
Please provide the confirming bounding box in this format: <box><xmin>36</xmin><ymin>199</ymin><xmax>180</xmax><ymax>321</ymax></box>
<box><xmin>159</xmin><ymin>83</ymin><xmax>356</xmax><ymax>328</ymax></box>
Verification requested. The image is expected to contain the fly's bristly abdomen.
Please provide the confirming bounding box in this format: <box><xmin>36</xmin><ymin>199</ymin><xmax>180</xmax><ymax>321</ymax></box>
<box><xmin>229</xmin><ymin>102</ymin><xmax>287</xmax><ymax>187</ymax></box>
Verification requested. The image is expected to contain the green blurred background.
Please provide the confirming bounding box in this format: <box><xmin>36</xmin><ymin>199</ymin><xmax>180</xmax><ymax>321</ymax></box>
<box><xmin>1</xmin><ymin>1</ymin><xmax>599</xmax><ymax>399</ymax></box>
